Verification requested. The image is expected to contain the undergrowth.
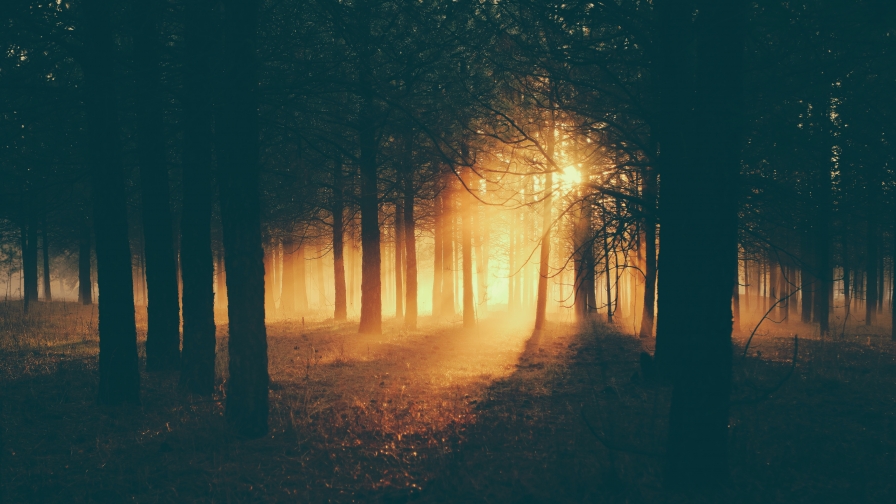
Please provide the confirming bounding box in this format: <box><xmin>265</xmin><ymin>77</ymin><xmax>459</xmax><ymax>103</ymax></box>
<box><xmin>1</xmin><ymin>301</ymin><xmax>895</xmax><ymax>503</ymax></box>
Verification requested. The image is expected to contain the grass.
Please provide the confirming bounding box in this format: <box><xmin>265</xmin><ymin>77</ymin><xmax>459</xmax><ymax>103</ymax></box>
<box><xmin>1</xmin><ymin>301</ymin><xmax>896</xmax><ymax>502</ymax></box>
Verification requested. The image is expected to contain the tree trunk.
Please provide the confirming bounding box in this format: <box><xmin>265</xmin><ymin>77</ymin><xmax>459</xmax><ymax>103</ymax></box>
<box><xmin>358</xmin><ymin>60</ymin><xmax>382</xmax><ymax>334</ymax></box>
<box><xmin>639</xmin><ymin>165</ymin><xmax>657</xmax><ymax>338</ymax></box>
<box><xmin>842</xmin><ymin>233</ymin><xmax>850</xmax><ymax>321</ymax></box>
<box><xmin>264</xmin><ymin>240</ymin><xmax>276</xmax><ymax>315</ymax></box>
<box><xmin>281</xmin><ymin>239</ymin><xmax>295</xmax><ymax>314</ymax></box>
<box><xmin>216</xmin><ymin>251</ymin><xmax>227</xmax><ymax>311</ymax></box>
<box><xmin>655</xmin><ymin>0</ymin><xmax>742</xmax><ymax>489</ymax></box>
<box><xmin>866</xmin><ymin>211</ymin><xmax>878</xmax><ymax>326</ymax></box>
<box><xmin>178</xmin><ymin>0</ymin><xmax>218</xmax><ymax>392</ymax></box>
<box><xmin>473</xmin><ymin>179</ymin><xmax>488</xmax><ymax>316</ymax></box>
<box><xmin>508</xmin><ymin>212</ymin><xmax>516</xmax><ymax>312</ymax></box>
<box><xmin>296</xmin><ymin>243</ymin><xmax>308</xmax><ymax>312</ymax></box>
<box><xmin>333</xmin><ymin>160</ymin><xmax>347</xmax><ymax>321</ymax></box>
<box><xmin>41</xmin><ymin>221</ymin><xmax>51</xmax><ymax>301</ymax></box>
<box><xmin>219</xmin><ymin>0</ymin><xmax>268</xmax><ymax>437</ymax></box>
<box><xmin>21</xmin><ymin>221</ymin><xmax>38</xmax><ymax>309</ymax></box>
<box><xmin>404</xmin><ymin>172</ymin><xmax>418</xmax><ymax>328</ymax></box>
<box><xmin>534</xmin><ymin>123</ymin><xmax>555</xmax><ymax>332</ymax></box>
<box><xmin>801</xmin><ymin>229</ymin><xmax>814</xmax><ymax>323</ymax></box>
<box><xmin>441</xmin><ymin>183</ymin><xmax>456</xmax><ymax>316</ymax></box>
<box><xmin>574</xmin><ymin>194</ymin><xmax>593</xmax><ymax>321</ymax></box>
<box><xmin>394</xmin><ymin>201</ymin><xmax>404</xmax><ymax>319</ymax></box>
<box><xmin>432</xmin><ymin>193</ymin><xmax>443</xmax><ymax>317</ymax></box>
<box><xmin>604</xmin><ymin>235</ymin><xmax>613</xmax><ymax>324</ymax></box>
<box><xmin>315</xmin><ymin>243</ymin><xmax>326</xmax><ymax>308</ymax></box>
<box><xmin>814</xmin><ymin>174</ymin><xmax>832</xmax><ymax>334</ymax></box>
<box><xmin>83</xmin><ymin>0</ymin><xmax>140</xmax><ymax>405</ymax></box>
<box><xmin>134</xmin><ymin>0</ymin><xmax>181</xmax><ymax>371</ymax></box>
<box><xmin>462</xmin><ymin>169</ymin><xmax>475</xmax><ymax>328</ymax></box>
<box><xmin>79</xmin><ymin>215</ymin><xmax>93</xmax><ymax>305</ymax></box>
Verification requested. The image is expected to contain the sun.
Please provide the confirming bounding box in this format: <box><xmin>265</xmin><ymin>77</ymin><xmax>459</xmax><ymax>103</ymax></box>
<box><xmin>557</xmin><ymin>165</ymin><xmax>581</xmax><ymax>190</ymax></box>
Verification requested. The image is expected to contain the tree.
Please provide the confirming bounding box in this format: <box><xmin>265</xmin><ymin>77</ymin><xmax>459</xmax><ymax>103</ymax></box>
<box><xmin>179</xmin><ymin>0</ymin><xmax>218</xmax><ymax>395</ymax></box>
<box><xmin>654</xmin><ymin>0</ymin><xmax>743</xmax><ymax>488</ymax></box>
<box><xmin>83</xmin><ymin>0</ymin><xmax>140</xmax><ymax>405</ymax></box>
<box><xmin>219</xmin><ymin>0</ymin><xmax>268</xmax><ymax>437</ymax></box>
<box><xmin>134</xmin><ymin>0</ymin><xmax>181</xmax><ymax>372</ymax></box>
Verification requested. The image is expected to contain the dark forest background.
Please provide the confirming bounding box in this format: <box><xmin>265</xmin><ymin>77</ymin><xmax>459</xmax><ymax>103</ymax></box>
<box><xmin>1</xmin><ymin>0</ymin><xmax>894</xmax><ymax>501</ymax></box>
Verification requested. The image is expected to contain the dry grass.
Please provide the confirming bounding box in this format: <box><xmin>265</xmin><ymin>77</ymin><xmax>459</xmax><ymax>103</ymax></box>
<box><xmin>2</xmin><ymin>301</ymin><xmax>896</xmax><ymax>502</ymax></box>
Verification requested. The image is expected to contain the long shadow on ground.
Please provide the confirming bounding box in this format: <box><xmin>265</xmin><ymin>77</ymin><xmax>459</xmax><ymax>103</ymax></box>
<box><xmin>3</xmin><ymin>306</ymin><xmax>896</xmax><ymax>503</ymax></box>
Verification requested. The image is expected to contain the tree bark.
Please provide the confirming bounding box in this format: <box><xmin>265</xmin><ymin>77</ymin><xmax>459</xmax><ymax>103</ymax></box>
<box><xmin>79</xmin><ymin>215</ymin><xmax>93</xmax><ymax>305</ymax></box>
<box><xmin>473</xmin><ymin>178</ymin><xmax>488</xmax><ymax>316</ymax></box>
<box><xmin>462</xmin><ymin>168</ymin><xmax>475</xmax><ymax>328</ymax></box>
<box><xmin>403</xmin><ymin>171</ymin><xmax>418</xmax><ymax>328</ymax></box>
<box><xmin>394</xmin><ymin>201</ymin><xmax>404</xmax><ymax>319</ymax></box>
<box><xmin>41</xmin><ymin>221</ymin><xmax>51</xmax><ymax>301</ymax></box>
<box><xmin>534</xmin><ymin>122</ymin><xmax>554</xmax><ymax>332</ymax></box>
<box><xmin>219</xmin><ymin>0</ymin><xmax>268</xmax><ymax>437</ymax></box>
<box><xmin>358</xmin><ymin>57</ymin><xmax>382</xmax><ymax>334</ymax></box>
<box><xmin>281</xmin><ymin>239</ymin><xmax>295</xmax><ymax>314</ymax></box>
<box><xmin>441</xmin><ymin>185</ymin><xmax>456</xmax><ymax>316</ymax></box>
<box><xmin>432</xmin><ymin>192</ymin><xmax>443</xmax><ymax>317</ymax></box>
<box><xmin>801</xmin><ymin>228</ymin><xmax>814</xmax><ymax>323</ymax></box>
<box><xmin>264</xmin><ymin>240</ymin><xmax>276</xmax><ymax>315</ymax></box>
<box><xmin>21</xmin><ymin>220</ymin><xmax>38</xmax><ymax>309</ymax></box>
<box><xmin>296</xmin><ymin>243</ymin><xmax>308</xmax><ymax>312</ymax></box>
<box><xmin>216</xmin><ymin>251</ymin><xmax>227</xmax><ymax>310</ymax></box>
<box><xmin>179</xmin><ymin>0</ymin><xmax>217</xmax><ymax>394</ymax></box>
<box><xmin>134</xmin><ymin>0</ymin><xmax>181</xmax><ymax>371</ymax></box>
<box><xmin>639</xmin><ymin>165</ymin><xmax>657</xmax><ymax>338</ymax></box>
<box><xmin>83</xmin><ymin>0</ymin><xmax>140</xmax><ymax>405</ymax></box>
<box><xmin>814</xmin><ymin>170</ymin><xmax>832</xmax><ymax>334</ymax></box>
<box><xmin>655</xmin><ymin>0</ymin><xmax>742</xmax><ymax>489</ymax></box>
<box><xmin>574</xmin><ymin>194</ymin><xmax>593</xmax><ymax>321</ymax></box>
<box><xmin>333</xmin><ymin>160</ymin><xmax>347</xmax><ymax>321</ymax></box>
<box><xmin>866</xmin><ymin>205</ymin><xmax>878</xmax><ymax>326</ymax></box>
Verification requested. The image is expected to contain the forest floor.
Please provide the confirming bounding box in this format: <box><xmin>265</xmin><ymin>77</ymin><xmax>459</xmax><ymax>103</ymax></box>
<box><xmin>2</xmin><ymin>301</ymin><xmax>896</xmax><ymax>503</ymax></box>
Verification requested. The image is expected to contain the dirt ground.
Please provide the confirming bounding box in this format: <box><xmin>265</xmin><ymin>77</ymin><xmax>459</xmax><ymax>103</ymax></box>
<box><xmin>2</xmin><ymin>301</ymin><xmax>896</xmax><ymax>503</ymax></box>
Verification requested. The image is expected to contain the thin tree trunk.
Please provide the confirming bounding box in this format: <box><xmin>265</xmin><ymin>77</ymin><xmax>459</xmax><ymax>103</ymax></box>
<box><xmin>801</xmin><ymin>230</ymin><xmax>814</xmax><ymax>323</ymax></box>
<box><xmin>604</xmin><ymin>235</ymin><xmax>612</xmax><ymax>324</ymax></box>
<box><xmin>441</xmin><ymin>183</ymin><xmax>456</xmax><ymax>316</ymax></box>
<box><xmin>732</xmin><ymin>260</ymin><xmax>741</xmax><ymax>332</ymax></box>
<box><xmin>296</xmin><ymin>243</ymin><xmax>308</xmax><ymax>312</ymax></box>
<box><xmin>574</xmin><ymin>193</ymin><xmax>593</xmax><ymax>321</ymax></box>
<box><xmin>432</xmin><ymin>192</ymin><xmax>443</xmax><ymax>317</ymax></box>
<box><xmin>316</xmin><ymin>243</ymin><xmax>326</xmax><ymax>309</ymax></box>
<box><xmin>264</xmin><ymin>240</ymin><xmax>275</xmax><ymax>315</ymax></box>
<box><xmin>220</xmin><ymin>0</ymin><xmax>268</xmax><ymax>437</ymax></box>
<box><xmin>394</xmin><ymin>201</ymin><xmax>404</xmax><ymax>319</ymax></box>
<box><xmin>866</xmin><ymin>213</ymin><xmax>878</xmax><ymax>325</ymax></box>
<box><xmin>534</xmin><ymin>121</ymin><xmax>554</xmax><ymax>332</ymax></box>
<box><xmin>462</xmin><ymin>168</ymin><xmax>475</xmax><ymax>328</ymax></box>
<box><xmin>473</xmin><ymin>179</ymin><xmax>487</xmax><ymax>316</ymax></box>
<box><xmin>814</xmin><ymin>175</ymin><xmax>832</xmax><ymax>334</ymax></box>
<box><xmin>281</xmin><ymin>239</ymin><xmax>295</xmax><ymax>315</ymax></box>
<box><xmin>842</xmin><ymin>235</ymin><xmax>850</xmax><ymax>320</ymax></box>
<box><xmin>403</xmin><ymin>171</ymin><xmax>418</xmax><ymax>328</ymax></box>
<box><xmin>639</xmin><ymin>165</ymin><xmax>657</xmax><ymax>338</ymax></box>
<box><xmin>21</xmin><ymin>220</ymin><xmax>38</xmax><ymax>309</ymax></box>
<box><xmin>41</xmin><ymin>221</ymin><xmax>51</xmax><ymax>301</ymax></box>
<box><xmin>79</xmin><ymin>215</ymin><xmax>93</xmax><ymax>305</ymax></box>
<box><xmin>216</xmin><ymin>251</ymin><xmax>227</xmax><ymax>311</ymax></box>
<box><xmin>333</xmin><ymin>160</ymin><xmax>347</xmax><ymax>321</ymax></box>
<box><xmin>84</xmin><ymin>0</ymin><xmax>140</xmax><ymax>405</ymax></box>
